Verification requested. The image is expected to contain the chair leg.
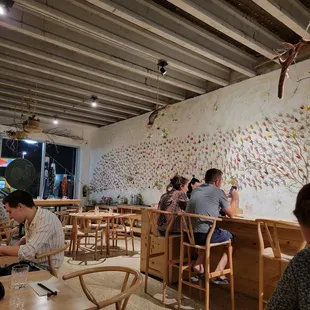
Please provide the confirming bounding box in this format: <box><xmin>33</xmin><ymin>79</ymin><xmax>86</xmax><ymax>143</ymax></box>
<box><xmin>144</xmin><ymin>235</ymin><xmax>151</xmax><ymax>294</ymax></box>
<box><xmin>258</xmin><ymin>256</ymin><xmax>264</xmax><ymax>310</ymax></box>
<box><xmin>101</xmin><ymin>231</ymin><xmax>104</xmax><ymax>255</ymax></box>
<box><xmin>177</xmin><ymin>242</ymin><xmax>185</xmax><ymax>310</ymax></box>
<box><xmin>94</xmin><ymin>231</ymin><xmax>98</xmax><ymax>260</ymax></box>
<box><xmin>124</xmin><ymin>233</ymin><xmax>128</xmax><ymax>256</ymax></box>
<box><xmin>228</xmin><ymin>244</ymin><xmax>235</xmax><ymax>310</ymax></box>
<box><xmin>205</xmin><ymin>248</ymin><xmax>210</xmax><ymax>310</ymax></box>
<box><xmin>162</xmin><ymin>239</ymin><xmax>169</xmax><ymax>304</ymax></box>
<box><xmin>131</xmin><ymin>234</ymin><xmax>135</xmax><ymax>252</ymax></box>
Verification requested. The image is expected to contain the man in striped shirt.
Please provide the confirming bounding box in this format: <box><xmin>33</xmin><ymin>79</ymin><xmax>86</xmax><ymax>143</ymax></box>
<box><xmin>0</xmin><ymin>190</ymin><xmax>65</xmax><ymax>272</ymax></box>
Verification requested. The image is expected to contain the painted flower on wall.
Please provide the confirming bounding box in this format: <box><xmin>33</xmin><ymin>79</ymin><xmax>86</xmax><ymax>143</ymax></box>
<box><xmin>90</xmin><ymin>106</ymin><xmax>310</xmax><ymax>194</ymax></box>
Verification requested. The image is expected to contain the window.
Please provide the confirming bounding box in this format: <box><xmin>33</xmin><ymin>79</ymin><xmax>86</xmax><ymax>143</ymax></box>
<box><xmin>0</xmin><ymin>139</ymin><xmax>43</xmax><ymax>198</ymax></box>
<box><xmin>0</xmin><ymin>139</ymin><xmax>78</xmax><ymax>199</ymax></box>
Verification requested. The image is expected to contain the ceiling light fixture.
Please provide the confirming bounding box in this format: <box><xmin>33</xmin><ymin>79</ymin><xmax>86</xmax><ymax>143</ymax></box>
<box><xmin>0</xmin><ymin>0</ymin><xmax>14</xmax><ymax>15</ymax></box>
<box><xmin>91</xmin><ymin>95</ymin><xmax>98</xmax><ymax>107</ymax></box>
<box><xmin>24</xmin><ymin>139</ymin><xmax>38</xmax><ymax>144</ymax></box>
<box><xmin>53</xmin><ymin>117</ymin><xmax>58</xmax><ymax>125</ymax></box>
<box><xmin>158</xmin><ymin>59</ymin><xmax>168</xmax><ymax>76</ymax></box>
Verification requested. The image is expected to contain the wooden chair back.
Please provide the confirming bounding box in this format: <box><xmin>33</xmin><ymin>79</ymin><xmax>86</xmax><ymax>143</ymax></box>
<box><xmin>55</xmin><ymin>211</ymin><xmax>70</xmax><ymax>227</ymax></box>
<box><xmin>180</xmin><ymin>213</ymin><xmax>222</xmax><ymax>247</ymax></box>
<box><xmin>255</xmin><ymin>219</ymin><xmax>306</xmax><ymax>258</ymax></box>
<box><xmin>35</xmin><ymin>242</ymin><xmax>69</xmax><ymax>277</ymax></box>
<box><xmin>62</xmin><ymin>266</ymin><xmax>143</xmax><ymax>310</ymax></box>
<box><xmin>78</xmin><ymin>216</ymin><xmax>103</xmax><ymax>234</ymax></box>
<box><xmin>0</xmin><ymin>219</ymin><xmax>18</xmax><ymax>245</ymax></box>
<box><xmin>146</xmin><ymin>209</ymin><xmax>177</xmax><ymax>238</ymax></box>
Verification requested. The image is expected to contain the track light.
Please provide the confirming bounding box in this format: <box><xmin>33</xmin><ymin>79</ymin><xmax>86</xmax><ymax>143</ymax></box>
<box><xmin>53</xmin><ymin>117</ymin><xmax>58</xmax><ymax>125</ymax></box>
<box><xmin>0</xmin><ymin>0</ymin><xmax>14</xmax><ymax>15</ymax></box>
<box><xmin>91</xmin><ymin>95</ymin><xmax>97</xmax><ymax>107</ymax></box>
<box><xmin>158</xmin><ymin>59</ymin><xmax>168</xmax><ymax>76</ymax></box>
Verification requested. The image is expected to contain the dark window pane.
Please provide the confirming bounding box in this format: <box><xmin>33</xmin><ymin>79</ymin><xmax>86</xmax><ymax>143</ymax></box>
<box><xmin>44</xmin><ymin>144</ymin><xmax>77</xmax><ymax>199</ymax></box>
<box><xmin>0</xmin><ymin>139</ymin><xmax>43</xmax><ymax>198</ymax></box>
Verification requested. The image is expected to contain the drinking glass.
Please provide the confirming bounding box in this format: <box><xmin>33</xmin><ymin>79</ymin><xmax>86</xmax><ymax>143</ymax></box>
<box><xmin>109</xmin><ymin>207</ymin><xmax>113</xmax><ymax>214</ymax></box>
<box><xmin>95</xmin><ymin>205</ymin><xmax>99</xmax><ymax>215</ymax></box>
<box><xmin>78</xmin><ymin>206</ymin><xmax>83</xmax><ymax>214</ymax></box>
<box><xmin>11</xmin><ymin>264</ymin><xmax>29</xmax><ymax>290</ymax></box>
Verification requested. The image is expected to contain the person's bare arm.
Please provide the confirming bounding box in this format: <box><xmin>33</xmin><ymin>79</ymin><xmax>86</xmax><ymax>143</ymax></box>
<box><xmin>0</xmin><ymin>245</ymin><xmax>20</xmax><ymax>256</ymax></box>
<box><xmin>223</xmin><ymin>190</ymin><xmax>239</xmax><ymax>218</ymax></box>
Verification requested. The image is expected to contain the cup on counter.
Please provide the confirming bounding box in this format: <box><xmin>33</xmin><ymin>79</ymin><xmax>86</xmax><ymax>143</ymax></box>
<box><xmin>108</xmin><ymin>207</ymin><xmax>113</xmax><ymax>214</ymax></box>
<box><xmin>78</xmin><ymin>206</ymin><xmax>83</xmax><ymax>214</ymax></box>
<box><xmin>95</xmin><ymin>205</ymin><xmax>99</xmax><ymax>215</ymax></box>
<box><xmin>11</xmin><ymin>264</ymin><xmax>29</xmax><ymax>290</ymax></box>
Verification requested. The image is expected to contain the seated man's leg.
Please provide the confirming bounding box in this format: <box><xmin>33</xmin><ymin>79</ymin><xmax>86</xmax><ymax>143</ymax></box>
<box><xmin>211</xmin><ymin>228</ymin><xmax>233</xmax><ymax>280</ymax></box>
<box><xmin>192</xmin><ymin>233</ymin><xmax>208</xmax><ymax>274</ymax></box>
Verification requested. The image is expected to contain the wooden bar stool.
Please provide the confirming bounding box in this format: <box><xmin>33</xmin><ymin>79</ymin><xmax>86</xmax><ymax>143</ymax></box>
<box><xmin>178</xmin><ymin>213</ymin><xmax>234</xmax><ymax>310</ymax></box>
<box><xmin>256</xmin><ymin>219</ymin><xmax>306</xmax><ymax>310</ymax></box>
<box><xmin>144</xmin><ymin>209</ymin><xmax>180</xmax><ymax>304</ymax></box>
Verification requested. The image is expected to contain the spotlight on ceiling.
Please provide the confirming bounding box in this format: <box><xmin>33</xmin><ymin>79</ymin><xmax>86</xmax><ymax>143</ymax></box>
<box><xmin>0</xmin><ymin>0</ymin><xmax>14</xmax><ymax>15</ymax></box>
<box><xmin>53</xmin><ymin>117</ymin><xmax>58</xmax><ymax>125</ymax></box>
<box><xmin>91</xmin><ymin>95</ymin><xmax>98</xmax><ymax>107</ymax></box>
<box><xmin>158</xmin><ymin>59</ymin><xmax>168</xmax><ymax>76</ymax></box>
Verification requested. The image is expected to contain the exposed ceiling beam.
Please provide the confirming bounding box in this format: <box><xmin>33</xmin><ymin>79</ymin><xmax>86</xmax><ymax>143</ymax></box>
<box><xmin>0</xmin><ymin>19</ymin><xmax>207</xmax><ymax>93</ymax></box>
<box><xmin>167</xmin><ymin>0</ymin><xmax>282</xmax><ymax>60</ymax></box>
<box><xmin>252</xmin><ymin>0</ymin><xmax>310</xmax><ymax>37</ymax></box>
<box><xmin>0</xmin><ymin>70</ymin><xmax>147</xmax><ymax>115</ymax></box>
<box><xmin>85</xmin><ymin>0</ymin><xmax>256</xmax><ymax>77</ymax></box>
<box><xmin>0</xmin><ymin>78</ymin><xmax>140</xmax><ymax>117</ymax></box>
<box><xmin>0</xmin><ymin>89</ymin><xmax>122</xmax><ymax>123</ymax></box>
<box><xmin>0</xmin><ymin>39</ymin><xmax>185</xmax><ymax>101</ymax></box>
<box><xmin>12</xmin><ymin>0</ymin><xmax>229</xmax><ymax>86</ymax></box>
<box><xmin>137</xmin><ymin>0</ymin><xmax>256</xmax><ymax>63</ymax></box>
<box><xmin>68</xmin><ymin>0</ymin><xmax>229</xmax><ymax>76</ymax></box>
<box><xmin>0</xmin><ymin>96</ymin><xmax>112</xmax><ymax>125</ymax></box>
<box><xmin>0</xmin><ymin>54</ymin><xmax>167</xmax><ymax>107</ymax></box>
<box><xmin>0</xmin><ymin>80</ymin><xmax>127</xmax><ymax>119</ymax></box>
<box><xmin>0</xmin><ymin>99</ymin><xmax>107</xmax><ymax>127</ymax></box>
<box><xmin>0</xmin><ymin>109</ymin><xmax>99</xmax><ymax>129</ymax></box>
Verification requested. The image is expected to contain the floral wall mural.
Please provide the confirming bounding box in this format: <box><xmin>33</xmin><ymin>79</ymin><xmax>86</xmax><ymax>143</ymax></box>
<box><xmin>90</xmin><ymin>105</ymin><xmax>310</xmax><ymax>194</ymax></box>
<box><xmin>89</xmin><ymin>58</ymin><xmax>310</xmax><ymax>218</ymax></box>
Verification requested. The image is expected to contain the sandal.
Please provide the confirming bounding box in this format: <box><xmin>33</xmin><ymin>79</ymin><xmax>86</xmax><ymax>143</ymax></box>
<box><xmin>211</xmin><ymin>277</ymin><xmax>229</xmax><ymax>285</ymax></box>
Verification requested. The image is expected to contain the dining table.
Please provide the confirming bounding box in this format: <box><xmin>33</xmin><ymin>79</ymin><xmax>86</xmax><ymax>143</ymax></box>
<box><xmin>0</xmin><ymin>256</ymin><xmax>19</xmax><ymax>267</ymax></box>
<box><xmin>34</xmin><ymin>199</ymin><xmax>81</xmax><ymax>212</ymax></box>
<box><xmin>69</xmin><ymin>212</ymin><xmax>121</xmax><ymax>257</ymax></box>
<box><xmin>0</xmin><ymin>270</ymin><xmax>97</xmax><ymax>309</ymax></box>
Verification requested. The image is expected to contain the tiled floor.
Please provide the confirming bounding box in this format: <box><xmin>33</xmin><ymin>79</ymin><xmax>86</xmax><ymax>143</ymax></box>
<box><xmin>59</xmin><ymin>238</ymin><xmax>258</xmax><ymax>309</ymax></box>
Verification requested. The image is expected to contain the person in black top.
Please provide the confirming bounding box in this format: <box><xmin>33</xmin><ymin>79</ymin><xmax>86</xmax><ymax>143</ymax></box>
<box><xmin>187</xmin><ymin>177</ymin><xmax>202</xmax><ymax>199</ymax></box>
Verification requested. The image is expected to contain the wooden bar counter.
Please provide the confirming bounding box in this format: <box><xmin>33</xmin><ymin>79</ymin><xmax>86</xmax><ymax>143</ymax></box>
<box><xmin>140</xmin><ymin>210</ymin><xmax>304</xmax><ymax>300</ymax></box>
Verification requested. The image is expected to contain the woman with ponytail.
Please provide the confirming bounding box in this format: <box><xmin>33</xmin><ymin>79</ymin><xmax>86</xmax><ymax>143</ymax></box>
<box><xmin>157</xmin><ymin>174</ymin><xmax>189</xmax><ymax>235</ymax></box>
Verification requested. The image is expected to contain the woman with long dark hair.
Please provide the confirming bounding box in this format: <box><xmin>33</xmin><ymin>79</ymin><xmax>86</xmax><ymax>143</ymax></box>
<box><xmin>187</xmin><ymin>177</ymin><xmax>202</xmax><ymax>199</ymax></box>
<box><xmin>157</xmin><ymin>174</ymin><xmax>189</xmax><ymax>235</ymax></box>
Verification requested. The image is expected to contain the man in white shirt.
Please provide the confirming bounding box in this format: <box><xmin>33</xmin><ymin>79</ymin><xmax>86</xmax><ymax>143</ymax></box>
<box><xmin>0</xmin><ymin>190</ymin><xmax>65</xmax><ymax>272</ymax></box>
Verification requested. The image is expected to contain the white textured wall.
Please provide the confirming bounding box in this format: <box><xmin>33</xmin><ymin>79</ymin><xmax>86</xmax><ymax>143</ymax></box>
<box><xmin>90</xmin><ymin>59</ymin><xmax>310</xmax><ymax>220</ymax></box>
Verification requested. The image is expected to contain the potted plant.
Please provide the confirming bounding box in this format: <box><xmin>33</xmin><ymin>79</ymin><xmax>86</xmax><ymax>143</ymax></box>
<box><xmin>26</xmin><ymin>115</ymin><xmax>40</xmax><ymax>128</ymax></box>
